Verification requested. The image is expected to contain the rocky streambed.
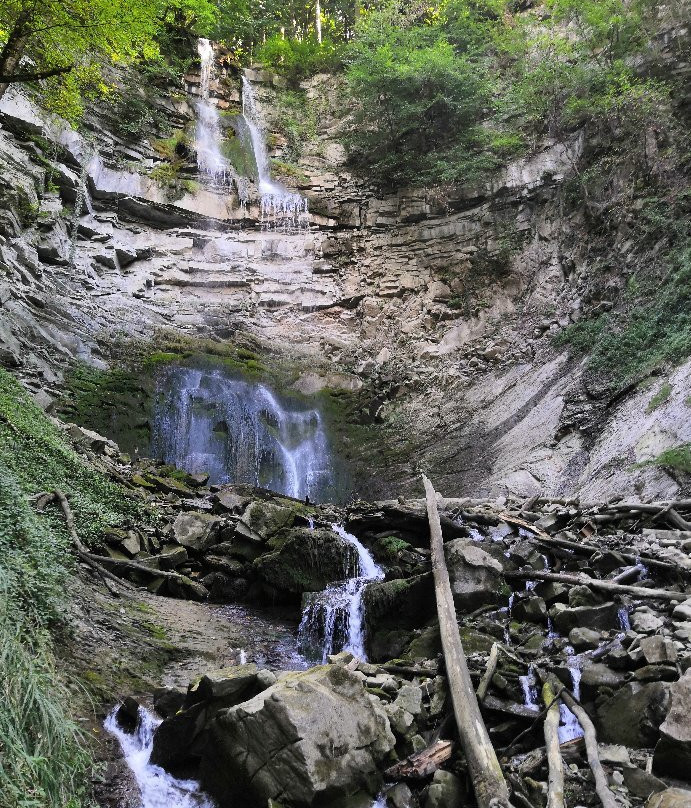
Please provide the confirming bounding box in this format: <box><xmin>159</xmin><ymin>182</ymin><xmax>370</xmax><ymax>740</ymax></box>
<box><xmin>55</xmin><ymin>421</ymin><xmax>691</xmax><ymax>808</ymax></box>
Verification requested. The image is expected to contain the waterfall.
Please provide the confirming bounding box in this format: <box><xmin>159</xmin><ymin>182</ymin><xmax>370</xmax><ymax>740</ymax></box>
<box><xmin>298</xmin><ymin>525</ymin><xmax>385</xmax><ymax>663</ymax></box>
<box><xmin>150</xmin><ymin>364</ymin><xmax>334</xmax><ymax>501</ymax></box>
<box><xmin>195</xmin><ymin>38</ymin><xmax>232</xmax><ymax>185</ymax></box>
<box><xmin>104</xmin><ymin>706</ymin><xmax>212</xmax><ymax>808</ymax></box>
<box><xmin>240</xmin><ymin>74</ymin><xmax>309</xmax><ymax>231</ymax></box>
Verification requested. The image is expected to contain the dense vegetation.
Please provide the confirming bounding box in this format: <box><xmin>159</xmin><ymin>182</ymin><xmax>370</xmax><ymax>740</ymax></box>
<box><xmin>0</xmin><ymin>369</ymin><xmax>143</xmax><ymax>807</ymax></box>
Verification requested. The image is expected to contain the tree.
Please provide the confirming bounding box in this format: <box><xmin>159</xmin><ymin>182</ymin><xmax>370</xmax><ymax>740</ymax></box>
<box><xmin>0</xmin><ymin>0</ymin><xmax>216</xmax><ymax>118</ymax></box>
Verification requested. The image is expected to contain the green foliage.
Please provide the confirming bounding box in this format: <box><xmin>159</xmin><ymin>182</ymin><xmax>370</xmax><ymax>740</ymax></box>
<box><xmin>0</xmin><ymin>569</ymin><xmax>90</xmax><ymax>808</ymax></box>
<box><xmin>256</xmin><ymin>34</ymin><xmax>344</xmax><ymax>83</ymax></box>
<box><xmin>0</xmin><ymin>369</ymin><xmax>148</xmax><ymax>806</ymax></box>
<box><xmin>271</xmin><ymin>88</ymin><xmax>318</xmax><ymax>163</ymax></box>
<box><xmin>651</xmin><ymin>444</ymin><xmax>691</xmax><ymax>475</ymax></box>
<box><xmin>556</xmin><ymin>244</ymin><xmax>691</xmax><ymax>386</ymax></box>
<box><xmin>0</xmin><ymin>0</ymin><xmax>217</xmax><ymax>123</ymax></box>
<box><xmin>346</xmin><ymin>7</ymin><xmax>492</xmax><ymax>187</ymax></box>
<box><xmin>646</xmin><ymin>383</ymin><xmax>673</xmax><ymax>413</ymax></box>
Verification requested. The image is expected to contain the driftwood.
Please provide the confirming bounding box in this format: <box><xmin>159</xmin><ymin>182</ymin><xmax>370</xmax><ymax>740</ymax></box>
<box><xmin>85</xmin><ymin>552</ymin><xmax>196</xmax><ymax>586</ymax></box>
<box><xmin>37</xmin><ymin>490</ymin><xmax>133</xmax><ymax>596</ymax></box>
<box><xmin>384</xmin><ymin>739</ymin><xmax>454</xmax><ymax>780</ymax></box>
<box><xmin>505</xmin><ymin>569</ymin><xmax>686</xmax><ymax>602</ymax></box>
<box><xmin>532</xmin><ymin>532</ymin><xmax>679</xmax><ymax>574</ymax></box>
<box><xmin>542</xmin><ymin>682</ymin><xmax>565</xmax><ymax>808</ymax></box>
<box><xmin>477</xmin><ymin>642</ymin><xmax>500</xmax><ymax>702</ymax></box>
<box><xmin>542</xmin><ymin>674</ymin><xmax>618</xmax><ymax>808</ymax></box>
<box><xmin>423</xmin><ymin>475</ymin><xmax>515</xmax><ymax>808</ymax></box>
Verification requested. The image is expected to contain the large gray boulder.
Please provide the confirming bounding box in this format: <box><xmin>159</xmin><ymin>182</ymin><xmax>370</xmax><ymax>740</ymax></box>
<box><xmin>653</xmin><ymin>669</ymin><xmax>691</xmax><ymax>779</ymax></box>
<box><xmin>596</xmin><ymin>682</ymin><xmax>670</xmax><ymax>747</ymax></box>
<box><xmin>550</xmin><ymin>602</ymin><xmax>620</xmax><ymax>635</ymax></box>
<box><xmin>199</xmin><ymin>664</ymin><xmax>395</xmax><ymax>808</ymax></box>
<box><xmin>646</xmin><ymin>789</ymin><xmax>691</xmax><ymax>808</ymax></box>
<box><xmin>444</xmin><ymin>539</ymin><xmax>503</xmax><ymax>609</ymax></box>
<box><xmin>172</xmin><ymin>512</ymin><xmax>222</xmax><ymax>552</ymax></box>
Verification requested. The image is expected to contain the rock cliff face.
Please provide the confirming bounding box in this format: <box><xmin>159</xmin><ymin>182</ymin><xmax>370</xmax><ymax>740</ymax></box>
<box><xmin>0</xmin><ymin>46</ymin><xmax>688</xmax><ymax>502</ymax></box>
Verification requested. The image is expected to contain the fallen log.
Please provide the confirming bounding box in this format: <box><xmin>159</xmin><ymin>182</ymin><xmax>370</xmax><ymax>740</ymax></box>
<box><xmin>542</xmin><ymin>682</ymin><xmax>565</xmax><ymax>808</ymax></box>
<box><xmin>84</xmin><ymin>552</ymin><xmax>198</xmax><ymax>585</ymax></box>
<box><xmin>477</xmin><ymin>642</ymin><xmax>500</xmax><ymax>703</ymax></box>
<box><xmin>384</xmin><ymin>739</ymin><xmax>454</xmax><ymax>780</ymax></box>
<box><xmin>541</xmin><ymin>673</ymin><xmax>617</xmax><ymax>808</ymax></box>
<box><xmin>505</xmin><ymin>569</ymin><xmax>686</xmax><ymax>602</ymax></box>
<box><xmin>423</xmin><ymin>475</ymin><xmax>515</xmax><ymax>808</ymax></box>
<box><xmin>37</xmin><ymin>490</ymin><xmax>133</xmax><ymax>596</ymax></box>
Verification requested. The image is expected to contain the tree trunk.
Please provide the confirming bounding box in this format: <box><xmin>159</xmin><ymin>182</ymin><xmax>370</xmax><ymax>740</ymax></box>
<box><xmin>0</xmin><ymin>10</ymin><xmax>32</xmax><ymax>100</ymax></box>
<box><xmin>315</xmin><ymin>0</ymin><xmax>322</xmax><ymax>44</ymax></box>
<box><xmin>542</xmin><ymin>682</ymin><xmax>565</xmax><ymax>808</ymax></box>
<box><xmin>504</xmin><ymin>569</ymin><xmax>684</xmax><ymax>601</ymax></box>
<box><xmin>422</xmin><ymin>474</ymin><xmax>515</xmax><ymax>808</ymax></box>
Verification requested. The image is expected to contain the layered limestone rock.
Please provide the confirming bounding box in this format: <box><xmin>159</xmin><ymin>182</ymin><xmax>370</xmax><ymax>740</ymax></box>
<box><xmin>0</xmin><ymin>47</ymin><xmax>689</xmax><ymax>504</ymax></box>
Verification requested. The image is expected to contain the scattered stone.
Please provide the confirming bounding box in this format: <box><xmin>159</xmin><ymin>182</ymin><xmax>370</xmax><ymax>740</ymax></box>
<box><xmin>444</xmin><ymin>538</ymin><xmax>503</xmax><ymax>609</ymax></box>
<box><xmin>597</xmin><ymin>682</ymin><xmax>670</xmax><ymax>747</ymax></box>
<box><xmin>672</xmin><ymin>598</ymin><xmax>691</xmax><ymax>622</ymax></box>
<box><xmin>569</xmin><ymin>627</ymin><xmax>602</xmax><ymax>651</ymax></box>
<box><xmin>640</xmin><ymin>636</ymin><xmax>678</xmax><ymax>665</ymax></box>
<box><xmin>646</xmin><ymin>788</ymin><xmax>691</xmax><ymax>808</ymax></box>
<box><xmin>424</xmin><ymin>770</ymin><xmax>463</xmax><ymax>808</ymax></box>
<box><xmin>115</xmin><ymin>696</ymin><xmax>140</xmax><ymax>734</ymax></box>
<box><xmin>653</xmin><ymin>669</ymin><xmax>691</xmax><ymax>779</ymax></box>
<box><xmin>551</xmin><ymin>602</ymin><xmax>620</xmax><ymax>634</ymax></box>
<box><xmin>622</xmin><ymin>767</ymin><xmax>667</xmax><ymax>800</ymax></box>
<box><xmin>632</xmin><ymin>608</ymin><xmax>665</xmax><ymax>634</ymax></box>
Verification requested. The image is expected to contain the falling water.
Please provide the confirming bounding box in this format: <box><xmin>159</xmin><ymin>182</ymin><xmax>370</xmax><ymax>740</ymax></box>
<box><xmin>151</xmin><ymin>364</ymin><xmax>334</xmax><ymax>501</ymax></box>
<box><xmin>105</xmin><ymin>706</ymin><xmax>212</xmax><ymax>808</ymax></box>
<box><xmin>518</xmin><ymin>666</ymin><xmax>540</xmax><ymax>712</ymax></box>
<box><xmin>558</xmin><ymin>650</ymin><xmax>585</xmax><ymax>744</ymax></box>
<box><xmin>298</xmin><ymin>525</ymin><xmax>385</xmax><ymax>663</ymax></box>
<box><xmin>240</xmin><ymin>75</ymin><xmax>308</xmax><ymax>231</ymax></box>
<box><xmin>195</xmin><ymin>39</ymin><xmax>231</xmax><ymax>184</ymax></box>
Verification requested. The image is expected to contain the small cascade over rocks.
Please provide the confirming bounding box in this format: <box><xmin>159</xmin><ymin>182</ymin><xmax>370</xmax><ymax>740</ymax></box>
<box><xmin>298</xmin><ymin>524</ymin><xmax>385</xmax><ymax>663</ymax></box>
<box><xmin>105</xmin><ymin>706</ymin><xmax>212</xmax><ymax>808</ymax></box>
<box><xmin>151</xmin><ymin>363</ymin><xmax>334</xmax><ymax>501</ymax></box>
<box><xmin>240</xmin><ymin>74</ymin><xmax>309</xmax><ymax>232</ymax></box>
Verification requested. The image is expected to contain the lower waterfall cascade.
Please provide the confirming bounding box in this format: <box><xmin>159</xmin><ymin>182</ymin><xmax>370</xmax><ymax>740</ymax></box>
<box><xmin>105</xmin><ymin>707</ymin><xmax>213</xmax><ymax>808</ymax></box>
<box><xmin>298</xmin><ymin>524</ymin><xmax>385</xmax><ymax>663</ymax></box>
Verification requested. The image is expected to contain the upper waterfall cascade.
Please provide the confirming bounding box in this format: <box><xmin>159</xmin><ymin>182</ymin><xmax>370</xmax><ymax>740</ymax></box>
<box><xmin>194</xmin><ymin>38</ymin><xmax>308</xmax><ymax>230</ymax></box>
<box><xmin>240</xmin><ymin>74</ymin><xmax>309</xmax><ymax>231</ymax></box>
<box><xmin>150</xmin><ymin>363</ymin><xmax>334</xmax><ymax>501</ymax></box>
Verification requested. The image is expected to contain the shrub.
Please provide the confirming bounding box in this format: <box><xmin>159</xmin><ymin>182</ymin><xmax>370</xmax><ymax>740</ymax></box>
<box><xmin>256</xmin><ymin>35</ymin><xmax>345</xmax><ymax>84</ymax></box>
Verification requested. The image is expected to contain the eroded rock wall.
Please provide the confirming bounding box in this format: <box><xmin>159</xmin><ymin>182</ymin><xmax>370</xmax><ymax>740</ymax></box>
<box><xmin>0</xmin><ymin>56</ymin><xmax>688</xmax><ymax>503</ymax></box>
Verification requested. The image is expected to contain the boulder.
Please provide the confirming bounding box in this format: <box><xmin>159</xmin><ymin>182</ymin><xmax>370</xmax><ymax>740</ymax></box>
<box><xmin>165</xmin><ymin>575</ymin><xmax>209</xmax><ymax>601</ymax></box>
<box><xmin>550</xmin><ymin>602</ymin><xmax>620</xmax><ymax>635</ymax></box>
<box><xmin>653</xmin><ymin>669</ymin><xmax>691</xmax><ymax>779</ymax></box>
<box><xmin>153</xmin><ymin>687</ymin><xmax>185</xmax><ymax>719</ymax></box>
<box><xmin>512</xmin><ymin>596</ymin><xmax>547</xmax><ymax>623</ymax></box>
<box><xmin>646</xmin><ymin>789</ymin><xmax>691</xmax><ymax>808</ymax></box>
<box><xmin>638</xmin><ymin>637</ymin><xmax>678</xmax><ymax>666</ymax></box>
<box><xmin>632</xmin><ymin>607</ymin><xmax>664</xmax><ymax>634</ymax></box>
<box><xmin>424</xmin><ymin>771</ymin><xmax>463</xmax><ymax>808</ymax></box>
<box><xmin>596</xmin><ymin>682</ymin><xmax>670</xmax><ymax>747</ymax></box>
<box><xmin>579</xmin><ymin>663</ymin><xmax>625</xmax><ymax>701</ymax></box>
<box><xmin>172</xmin><ymin>512</ymin><xmax>221</xmax><ymax>552</ymax></box>
<box><xmin>115</xmin><ymin>696</ymin><xmax>140</xmax><ymax>733</ymax></box>
<box><xmin>444</xmin><ymin>538</ymin><xmax>503</xmax><ymax>609</ymax></box>
<box><xmin>151</xmin><ymin>665</ymin><xmax>272</xmax><ymax>771</ymax></box>
<box><xmin>199</xmin><ymin>664</ymin><xmax>395</xmax><ymax>808</ymax></box>
<box><xmin>253</xmin><ymin>528</ymin><xmax>356</xmax><ymax>601</ymax></box>
<box><xmin>213</xmin><ymin>487</ymin><xmax>251</xmax><ymax>514</ymax></box>
<box><xmin>236</xmin><ymin>500</ymin><xmax>296</xmax><ymax>543</ymax></box>
<box><xmin>158</xmin><ymin>544</ymin><xmax>188</xmax><ymax>570</ymax></box>
<box><xmin>200</xmin><ymin>572</ymin><xmax>249</xmax><ymax>602</ymax></box>
<box><xmin>672</xmin><ymin>598</ymin><xmax>691</xmax><ymax>621</ymax></box>
<box><xmin>569</xmin><ymin>627</ymin><xmax>602</xmax><ymax>651</ymax></box>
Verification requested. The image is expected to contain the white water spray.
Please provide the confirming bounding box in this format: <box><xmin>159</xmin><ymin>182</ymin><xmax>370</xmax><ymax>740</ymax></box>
<box><xmin>240</xmin><ymin>75</ymin><xmax>308</xmax><ymax>231</ymax></box>
<box><xmin>298</xmin><ymin>525</ymin><xmax>384</xmax><ymax>662</ymax></box>
<box><xmin>105</xmin><ymin>706</ymin><xmax>212</xmax><ymax>808</ymax></box>
<box><xmin>195</xmin><ymin>39</ymin><xmax>232</xmax><ymax>184</ymax></box>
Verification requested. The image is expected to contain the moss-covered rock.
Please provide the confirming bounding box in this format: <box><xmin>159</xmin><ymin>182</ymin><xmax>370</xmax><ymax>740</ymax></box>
<box><xmin>252</xmin><ymin>527</ymin><xmax>355</xmax><ymax>601</ymax></box>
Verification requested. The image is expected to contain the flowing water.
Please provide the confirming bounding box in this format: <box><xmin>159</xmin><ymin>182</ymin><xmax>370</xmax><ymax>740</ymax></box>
<box><xmin>240</xmin><ymin>75</ymin><xmax>309</xmax><ymax>231</ymax></box>
<box><xmin>195</xmin><ymin>39</ymin><xmax>232</xmax><ymax>184</ymax></box>
<box><xmin>298</xmin><ymin>525</ymin><xmax>385</xmax><ymax>663</ymax></box>
<box><xmin>151</xmin><ymin>363</ymin><xmax>335</xmax><ymax>501</ymax></box>
<box><xmin>105</xmin><ymin>707</ymin><xmax>213</xmax><ymax>808</ymax></box>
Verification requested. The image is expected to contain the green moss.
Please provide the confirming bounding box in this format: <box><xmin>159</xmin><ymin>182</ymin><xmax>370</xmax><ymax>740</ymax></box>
<box><xmin>646</xmin><ymin>382</ymin><xmax>673</xmax><ymax>413</ymax></box>
<box><xmin>651</xmin><ymin>444</ymin><xmax>691</xmax><ymax>474</ymax></box>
